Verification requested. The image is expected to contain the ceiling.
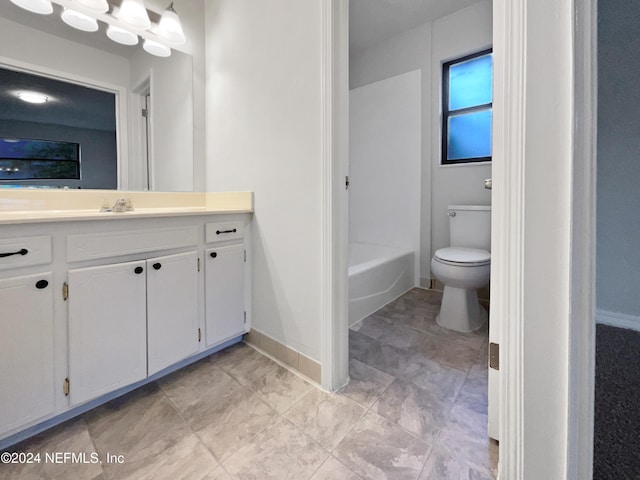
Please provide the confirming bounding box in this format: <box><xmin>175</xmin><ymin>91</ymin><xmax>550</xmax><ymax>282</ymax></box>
<box><xmin>350</xmin><ymin>0</ymin><xmax>484</xmax><ymax>54</ymax></box>
<box><xmin>0</xmin><ymin>65</ymin><xmax>116</xmax><ymax>132</ymax></box>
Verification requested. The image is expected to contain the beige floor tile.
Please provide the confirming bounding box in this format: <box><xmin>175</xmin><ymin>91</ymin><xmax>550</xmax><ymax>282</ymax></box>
<box><xmin>419</xmin><ymin>446</ymin><xmax>494</xmax><ymax>480</ymax></box>
<box><xmin>403</xmin><ymin>356</ymin><xmax>467</xmax><ymax>403</ymax></box>
<box><xmin>246</xmin><ymin>365</ymin><xmax>314</xmax><ymax>414</ymax></box>
<box><xmin>211</xmin><ymin>343</ymin><xmax>280</xmax><ymax>387</ymax></box>
<box><xmin>192</xmin><ymin>387</ymin><xmax>278</xmax><ymax>462</ymax></box>
<box><xmin>436</xmin><ymin>404</ymin><xmax>498</xmax><ymax>476</ymax></box>
<box><xmin>371</xmin><ymin>378</ymin><xmax>451</xmax><ymax>443</ymax></box>
<box><xmin>0</xmin><ymin>419</ymin><xmax>104</xmax><ymax>480</ymax></box>
<box><xmin>334</xmin><ymin>411</ymin><xmax>431</xmax><ymax>480</ymax></box>
<box><xmin>284</xmin><ymin>388</ymin><xmax>366</xmax><ymax>451</ymax></box>
<box><xmin>223</xmin><ymin>417</ymin><xmax>328</xmax><ymax>480</ymax></box>
<box><xmin>158</xmin><ymin>361</ymin><xmax>240</xmax><ymax>416</ymax></box>
<box><xmin>341</xmin><ymin>359</ymin><xmax>395</xmax><ymax>408</ymax></box>
<box><xmin>84</xmin><ymin>384</ymin><xmax>217</xmax><ymax>480</ymax></box>
<box><xmin>310</xmin><ymin>456</ymin><xmax>362</xmax><ymax>480</ymax></box>
<box><xmin>202</xmin><ymin>466</ymin><xmax>234</xmax><ymax>480</ymax></box>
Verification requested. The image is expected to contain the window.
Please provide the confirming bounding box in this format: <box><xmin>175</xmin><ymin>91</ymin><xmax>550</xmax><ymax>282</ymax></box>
<box><xmin>0</xmin><ymin>138</ymin><xmax>80</xmax><ymax>180</ymax></box>
<box><xmin>442</xmin><ymin>49</ymin><xmax>493</xmax><ymax>165</ymax></box>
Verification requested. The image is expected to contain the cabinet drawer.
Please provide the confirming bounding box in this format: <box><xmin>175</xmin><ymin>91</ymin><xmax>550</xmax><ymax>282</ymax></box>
<box><xmin>67</xmin><ymin>226</ymin><xmax>199</xmax><ymax>262</ymax></box>
<box><xmin>205</xmin><ymin>221</ymin><xmax>244</xmax><ymax>244</ymax></box>
<box><xmin>0</xmin><ymin>236</ymin><xmax>51</xmax><ymax>271</ymax></box>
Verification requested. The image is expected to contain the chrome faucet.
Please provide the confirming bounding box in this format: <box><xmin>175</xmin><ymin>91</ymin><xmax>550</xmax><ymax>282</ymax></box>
<box><xmin>112</xmin><ymin>198</ymin><xmax>134</xmax><ymax>212</ymax></box>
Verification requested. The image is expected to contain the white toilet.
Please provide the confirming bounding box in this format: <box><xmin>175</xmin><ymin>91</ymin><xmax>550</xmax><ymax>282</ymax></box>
<box><xmin>431</xmin><ymin>205</ymin><xmax>491</xmax><ymax>332</ymax></box>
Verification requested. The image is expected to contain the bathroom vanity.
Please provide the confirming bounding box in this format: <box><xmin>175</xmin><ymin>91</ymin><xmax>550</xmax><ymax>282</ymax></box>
<box><xmin>0</xmin><ymin>190</ymin><xmax>253</xmax><ymax>448</ymax></box>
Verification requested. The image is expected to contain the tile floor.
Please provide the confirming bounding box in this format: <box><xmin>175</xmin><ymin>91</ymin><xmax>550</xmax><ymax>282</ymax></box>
<box><xmin>0</xmin><ymin>288</ymin><xmax>497</xmax><ymax>480</ymax></box>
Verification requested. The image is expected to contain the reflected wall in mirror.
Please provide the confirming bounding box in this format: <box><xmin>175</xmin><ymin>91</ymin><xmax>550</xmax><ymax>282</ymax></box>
<box><xmin>0</xmin><ymin>66</ymin><xmax>118</xmax><ymax>189</ymax></box>
<box><xmin>0</xmin><ymin>1</ymin><xmax>195</xmax><ymax>192</ymax></box>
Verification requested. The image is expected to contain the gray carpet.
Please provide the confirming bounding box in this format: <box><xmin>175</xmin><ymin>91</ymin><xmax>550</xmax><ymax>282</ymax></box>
<box><xmin>594</xmin><ymin>324</ymin><xmax>640</xmax><ymax>479</ymax></box>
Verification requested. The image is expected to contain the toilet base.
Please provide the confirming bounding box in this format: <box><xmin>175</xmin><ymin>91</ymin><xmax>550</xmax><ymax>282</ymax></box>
<box><xmin>436</xmin><ymin>286</ymin><xmax>487</xmax><ymax>332</ymax></box>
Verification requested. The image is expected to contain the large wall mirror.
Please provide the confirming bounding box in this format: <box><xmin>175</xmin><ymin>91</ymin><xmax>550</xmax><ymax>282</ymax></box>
<box><xmin>0</xmin><ymin>1</ymin><xmax>197</xmax><ymax>192</ymax></box>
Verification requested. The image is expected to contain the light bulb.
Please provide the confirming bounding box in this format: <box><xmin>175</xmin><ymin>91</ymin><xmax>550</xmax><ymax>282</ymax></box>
<box><xmin>17</xmin><ymin>91</ymin><xmax>49</xmax><ymax>104</ymax></box>
<box><xmin>157</xmin><ymin>2</ymin><xmax>185</xmax><ymax>45</ymax></box>
<box><xmin>61</xmin><ymin>8</ymin><xmax>99</xmax><ymax>32</ymax></box>
<box><xmin>9</xmin><ymin>0</ymin><xmax>53</xmax><ymax>15</ymax></box>
<box><xmin>74</xmin><ymin>0</ymin><xmax>109</xmax><ymax>14</ymax></box>
<box><xmin>106</xmin><ymin>24</ymin><xmax>139</xmax><ymax>45</ymax></box>
<box><xmin>117</xmin><ymin>0</ymin><xmax>151</xmax><ymax>30</ymax></box>
<box><xmin>143</xmin><ymin>39</ymin><xmax>171</xmax><ymax>57</ymax></box>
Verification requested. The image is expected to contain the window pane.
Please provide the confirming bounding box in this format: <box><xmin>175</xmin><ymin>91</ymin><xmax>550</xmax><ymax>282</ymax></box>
<box><xmin>447</xmin><ymin>109</ymin><xmax>492</xmax><ymax>161</ymax></box>
<box><xmin>0</xmin><ymin>138</ymin><xmax>80</xmax><ymax>180</ymax></box>
<box><xmin>449</xmin><ymin>53</ymin><xmax>492</xmax><ymax>111</ymax></box>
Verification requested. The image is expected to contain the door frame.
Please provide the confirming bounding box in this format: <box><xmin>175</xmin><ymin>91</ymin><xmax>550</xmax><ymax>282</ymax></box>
<box><xmin>322</xmin><ymin>0</ymin><xmax>597</xmax><ymax>478</ymax></box>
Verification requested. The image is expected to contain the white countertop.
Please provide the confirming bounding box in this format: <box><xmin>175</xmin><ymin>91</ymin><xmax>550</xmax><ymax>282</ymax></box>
<box><xmin>0</xmin><ymin>191</ymin><xmax>253</xmax><ymax>225</ymax></box>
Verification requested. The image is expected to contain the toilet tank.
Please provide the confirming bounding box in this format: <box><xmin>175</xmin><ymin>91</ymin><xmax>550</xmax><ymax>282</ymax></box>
<box><xmin>448</xmin><ymin>205</ymin><xmax>491</xmax><ymax>250</ymax></box>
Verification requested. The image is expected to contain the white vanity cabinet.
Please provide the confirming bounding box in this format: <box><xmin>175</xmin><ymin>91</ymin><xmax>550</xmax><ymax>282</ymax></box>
<box><xmin>205</xmin><ymin>231</ymin><xmax>246</xmax><ymax>347</ymax></box>
<box><xmin>68</xmin><ymin>260</ymin><xmax>148</xmax><ymax>406</ymax></box>
<box><xmin>0</xmin><ymin>272</ymin><xmax>55</xmax><ymax>437</ymax></box>
<box><xmin>0</xmin><ymin>207</ymin><xmax>252</xmax><ymax>448</ymax></box>
<box><xmin>68</xmin><ymin>251</ymin><xmax>200</xmax><ymax>404</ymax></box>
<box><xmin>146</xmin><ymin>251</ymin><xmax>199</xmax><ymax>375</ymax></box>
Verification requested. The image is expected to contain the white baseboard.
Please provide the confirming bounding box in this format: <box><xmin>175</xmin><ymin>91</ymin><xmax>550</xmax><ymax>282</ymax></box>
<box><xmin>596</xmin><ymin>309</ymin><xmax>640</xmax><ymax>332</ymax></box>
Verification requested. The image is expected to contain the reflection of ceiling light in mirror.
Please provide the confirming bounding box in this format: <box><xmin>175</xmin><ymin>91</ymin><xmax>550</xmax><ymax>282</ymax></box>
<box><xmin>157</xmin><ymin>2</ymin><xmax>185</xmax><ymax>45</ymax></box>
<box><xmin>61</xmin><ymin>8</ymin><xmax>99</xmax><ymax>32</ymax></box>
<box><xmin>143</xmin><ymin>39</ymin><xmax>171</xmax><ymax>57</ymax></box>
<box><xmin>106</xmin><ymin>24</ymin><xmax>139</xmax><ymax>45</ymax></box>
<box><xmin>118</xmin><ymin>0</ymin><xmax>151</xmax><ymax>30</ymax></box>
<box><xmin>10</xmin><ymin>0</ymin><xmax>53</xmax><ymax>15</ymax></box>
<box><xmin>74</xmin><ymin>0</ymin><xmax>109</xmax><ymax>14</ymax></box>
<box><xmin>16</xmin><ymin>91</ymin><xmax>49</xmax><ymax>104</ymax></box>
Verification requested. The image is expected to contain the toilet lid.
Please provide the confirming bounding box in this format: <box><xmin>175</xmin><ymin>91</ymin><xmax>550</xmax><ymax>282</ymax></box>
<box><xmin>434</xmin><ymin>247</ymin><xmax>491</xmax><ymax>266</ymax></box>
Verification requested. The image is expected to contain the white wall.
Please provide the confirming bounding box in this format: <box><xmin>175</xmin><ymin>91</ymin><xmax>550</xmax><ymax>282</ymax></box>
<box><xmin>349</xmin><ymin>1</ymin><xmax>492</xmax><ymax>287</ymax></box>
<box><xmin>205</xmin><ymin>0</ymin><xmax>324</xmax><ymax>361</ymax></box>
<box><xmin>349</xmin><ymin>70</ymin><xmax>422</xmax><ymax>282</ymax></box>
<box><xmin>350</xmin><ymin>22</ymin><xmax>433</xmax><ymax>286</ymax></box>
<box><xmin>147</xmin><ymin>0</ymin><xmax>207</xmax><ymax>193</ymax></box>
<box><xmin>0</xmin><ymin>17</ymin><xmax>130</xmax><ymax>90</ymax></box>
<box><xmin>596</xmin><ymin>0</ymin><xmax>640</xmax><ymax>328</ymax></box>
<box><xmin>130</xmin><ymin>50</ymin><xmax>194</xmax><ymax>192</ymax></box>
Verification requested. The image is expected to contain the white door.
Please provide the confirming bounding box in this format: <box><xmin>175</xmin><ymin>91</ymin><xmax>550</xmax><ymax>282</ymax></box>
<box><xmin>146</xmin><ymin>251</ymin><xmax>199</xmax><ymax>375</ymax></box>
<box><xmin>68</xmin><ymin>261</ymin><xmax>147</xmax><ymax>405</ymax></box>
<box><xmin>0</xmin><ymin>273</ymin><xmax>55</xmax><ymax>435</ymax></box>
<box><xmin>205</xmin><ymin>244</ymin><xmax>245</xmax><ymax>347</ymax></box>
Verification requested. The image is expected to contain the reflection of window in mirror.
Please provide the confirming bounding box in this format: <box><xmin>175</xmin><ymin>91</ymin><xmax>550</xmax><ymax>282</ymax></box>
<box><xmin>0</xmin><ymin>138</ymin><xmax>80</xmax><ymax>181</ymax></box>
<box><xmin>0</xmin><ymin>65</ymin><xmax>117</xmax><ymax>189</ymax></box>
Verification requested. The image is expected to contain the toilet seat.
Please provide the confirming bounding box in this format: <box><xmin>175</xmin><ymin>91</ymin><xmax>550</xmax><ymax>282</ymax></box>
<box><xmin>434</xmin><ymin>247</ymin><xmax>491</xmax><ymax>267</ymax></box>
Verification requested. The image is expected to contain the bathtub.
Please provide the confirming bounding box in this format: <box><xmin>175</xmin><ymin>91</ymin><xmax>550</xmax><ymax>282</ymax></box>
<box><xmin>349</xmin><ymin>243</ymin><xmax>415</xmax><ymax>326</ymax></box>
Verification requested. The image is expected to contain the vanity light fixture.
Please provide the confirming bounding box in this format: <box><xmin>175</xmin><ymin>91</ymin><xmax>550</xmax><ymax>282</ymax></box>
<box><xmin>11</xmin><ymin>0</ymin><xmax>186</xmax><ymax>57</ymax></box>
<box><xmin>143</xmin><ymin>38</ymin><xmax>171</xmax><ymax>57</ymax></box>
<box><xmin>157</xmin><ymin>2</ymin><xmax>185</xmax><ymax>45</ymax></box>
<box><xmin>73</xmin><ymin>0</ymin><xmax>108</xmax><ymax>13</ymax></box>
<box><xmin>17</xmin><ymin>91</ymin><xmax>49</xmax><ymax>104</ymax></box>
<box><xmin>106</xmin><ymin>24</ymin><xmax>139</xmax><ymax>45</ymax></box>
<box><xmin>61</xmin><ymin>7</ymin><xmax>99</xmax><ymax>32</ymax></box>
<box><xmin>9</xmin><ymin>0</ymin><xmax>53</xmax><ymax>15</ymax></box>
<box><xmin>117</xmin><ymin>0</ymin><xmax>151</xmax><ymax>30</ymax></box>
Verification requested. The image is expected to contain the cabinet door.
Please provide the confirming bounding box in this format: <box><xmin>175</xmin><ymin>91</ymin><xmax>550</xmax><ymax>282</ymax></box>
<box><xmin>68</xmin><ymin>261</ymin><xmax>147</xmax><ymax>406</ymax></box>
<box><xmin>146</xmin><ymin>251</ymin><xmax>199</xmax><ymax>375</ymax></box>
<box><xmin>205</xmin><ymin>244</ymin><xmax>245</xmax><ymax>347</ymax></box>
<box><xmin>0</xmin><ymin>273</ymin><xmax>54</xmax><ymax>436</ymax></box>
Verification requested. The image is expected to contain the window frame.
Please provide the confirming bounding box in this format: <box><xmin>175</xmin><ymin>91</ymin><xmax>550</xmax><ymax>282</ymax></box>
<box><xmin>441</xmin><ymin>48</ymin><xmax>493</xmax><ymax>165</ymax></box>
